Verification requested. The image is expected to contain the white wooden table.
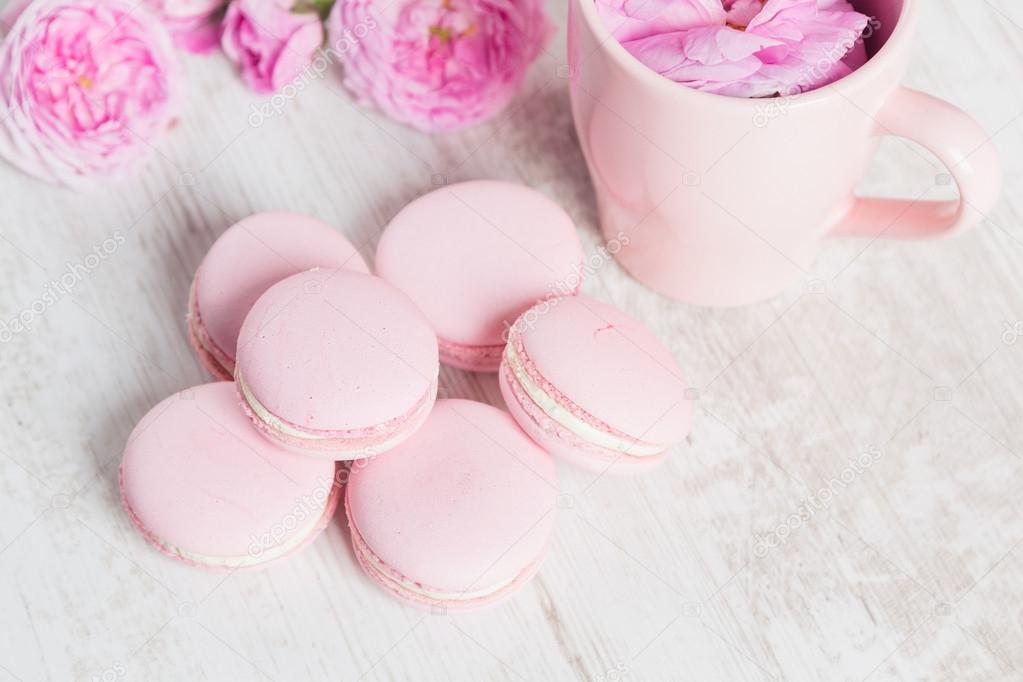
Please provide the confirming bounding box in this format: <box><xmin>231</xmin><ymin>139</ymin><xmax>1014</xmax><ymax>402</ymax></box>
<box><xmin>2</xmin><ymin>1</ymin><xmax>1022</xmax><ymax>679</ymax></box>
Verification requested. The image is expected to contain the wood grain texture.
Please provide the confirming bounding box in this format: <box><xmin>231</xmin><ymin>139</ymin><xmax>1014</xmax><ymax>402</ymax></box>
<box><xmin>1</xmin><ymin>1</ymin><xmax>1022</xmax><ymax>680</ymax></box>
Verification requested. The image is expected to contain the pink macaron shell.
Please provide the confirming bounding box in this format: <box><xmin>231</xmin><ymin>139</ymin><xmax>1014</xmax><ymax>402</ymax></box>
<box><xmin>375</xmin><ymin>181</ymin><xmax>583</xmax><ymax>371</ymax></box>
<box><xmin>346</xmin><ymin>503</ymin><xmax>548</xmax><ymax>612</ymax></box>
<box><xmin>190</xmin><ymin>211</ymin><xmax>369</xmax><ymax>377</ymax></box>
<box><xmin>187</xmin><ymin>288</ymin><xmax>234</xmax><ymax>382</ymax></box>
<box><xmin>345</xmin><ymin>399</ymin><xmax>558</xmax><ymax>611</ymax></box>
<box><xmin>498</xmin><ymin>365</ymin><xmax>666</xmax><ymax>474</ymax></box>
<box><xmin>235</xmin><ymin>269</ymin><xmax>439</xmax><ymax>455</ymax></box>
<box><xmin>505</xmin><ymin>296</ymin><xmax>691</xmax><ymax>465</ymax></box>
<box><xmin>436</xmin><ymin>338</ymin><xmax>505</xmax><ymax>373</ymax></box>
<box><xmin>119</xmin><ymin>382</ymin><xmax>340</xmax><ymax>571</ymax></box>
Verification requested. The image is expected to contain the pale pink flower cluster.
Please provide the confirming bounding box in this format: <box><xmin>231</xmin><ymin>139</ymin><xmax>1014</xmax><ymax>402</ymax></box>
<box><xmin>0</xmin><ymin>0</ymin><xmax>182</xmax><ymax>188</ymax></box>
<box><xmin>328</xmin><ymin>0</ymin><xmax>553</xmax><ymax>133</ymax></box>
<box><xmin>0</xmin><ymin>0</ymin><xmax>559</xmax><ymax>189</ymax></box>
<box><xmin>597</xmin><ymin>0</ymin><xmax>871</xmax><ymax>97</ymax></box>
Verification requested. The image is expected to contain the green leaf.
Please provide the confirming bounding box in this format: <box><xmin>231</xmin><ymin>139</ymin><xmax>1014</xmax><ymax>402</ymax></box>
<box><xmin>292</xmin><ymin>0</ymin><xmax>335</xmax><ymax>21</ymax></box>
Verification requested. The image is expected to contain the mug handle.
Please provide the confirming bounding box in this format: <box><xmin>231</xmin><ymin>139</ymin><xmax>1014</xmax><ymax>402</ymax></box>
<box><xmin>830</xmin><ymin>86</ymin><xmax>1002</xmax><ymax>239</ymax></box>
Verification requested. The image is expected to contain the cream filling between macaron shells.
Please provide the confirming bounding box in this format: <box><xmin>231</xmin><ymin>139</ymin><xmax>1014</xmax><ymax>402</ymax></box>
<box><xmin>237</xmin><ymin>371</ymin><xmax>435</xmax><ymax>454</ymax></box>
<box><xmin>503</xmin><ymin>343</ymin><xmax>665</xmax><ymax>458</ymax></box>
<box><xmin>166</xmin><ymin>500</ymin><xmax>328</xmax><ymax>568</ymax></box>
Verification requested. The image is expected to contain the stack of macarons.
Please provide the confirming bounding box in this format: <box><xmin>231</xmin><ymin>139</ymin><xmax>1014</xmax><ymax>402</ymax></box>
<box><xmin>120</xmin><ymin>180</ymin><xmax>692</xmax><ymax>611</ymax></box>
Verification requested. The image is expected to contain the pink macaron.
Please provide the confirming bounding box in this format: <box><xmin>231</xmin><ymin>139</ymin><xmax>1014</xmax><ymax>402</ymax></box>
<box><xmin>235</xmin><ymin>268</ymin><xmax>439</xmax><ymax>459</ymax></box>
<box><xmin>120</xmin><ymin>382</ymin><xmax>341</xmax><ymax>571</ymax></box>
<box><xmin>375</xmin><ymin>180</ymin><xmax>583</xmax><ymax>372</ymax></box>
<box><xmin>345</xmin><ymin>399</ymin><xmax>558</xmax><ymax>611</ymax></box>
<box><xmin>188</xmin><ymin>211</ymin><xmax>369</xmax><ymax>380</ymax></box>
<box><xmin>499</xmin><ymin>296</ymin><xmax>691</xmax><ymax>473</ymax></box>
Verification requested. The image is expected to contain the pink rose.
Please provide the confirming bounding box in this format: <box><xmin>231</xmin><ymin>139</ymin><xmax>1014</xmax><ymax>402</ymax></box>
<box><xmin>328</xmin><ymin>0</ymin><xmax>553</xmax><ymax>133</ymax></box>
<box><xmin>0</xmin><ymin>0</ymin><xmax>182</xmax><ymax>189</ymax></box>
<box><xmin>143</xmin><ymin>0</ymin><xmax>225</xmax><ymax>54</ymax></box>
<box><xmin>221</xmin><ymin>0</ymin><xmax>325</xmax><ymax>94</ymax></box>
<box><xmin>600</xmin><ymin>0</ymin><xmax>869</xmax><ymax>97</ymax></box>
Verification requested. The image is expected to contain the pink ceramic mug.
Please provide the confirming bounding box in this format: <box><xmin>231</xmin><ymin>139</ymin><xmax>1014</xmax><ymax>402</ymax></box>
<box><xmin>568</xmin><ymin>0</ymin><xmax>1002</xmax><ymax>306</ymax></box>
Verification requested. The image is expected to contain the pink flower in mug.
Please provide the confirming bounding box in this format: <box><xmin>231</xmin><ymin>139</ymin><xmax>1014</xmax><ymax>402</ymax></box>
<box><xmin>606</xmin><ymin>0</ymin><xmax>869</xmax><ymax>97</ymax></box>
<box><xmin>327</xmin><ymin>0</ymin><xmax>553</xmax><ymax>133</ymax></box>
<box><xmin>625</xmin><ymin>24</ymin><xmax>780</xmax><ymax>95</ymax></box>
<box><xmin>221</xmin><ymin>0</ymin><xmax>325</xmax><ymax>94</ymax></box>
<box><xmin>0</xmin><ymin>0</ymin><xmax>182</xmax><ymax>189</ymax></box>
<box><xmin>143</xmin><ymin>0</ymin><xmax>226</xmax><ymax>54</ymax></box>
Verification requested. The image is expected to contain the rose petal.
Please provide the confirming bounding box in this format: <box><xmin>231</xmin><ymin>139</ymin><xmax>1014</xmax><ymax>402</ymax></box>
<box><xmin>596</xmin><ymin>0</ymin><xmax>726</xmax><ymax>42</ymax></box>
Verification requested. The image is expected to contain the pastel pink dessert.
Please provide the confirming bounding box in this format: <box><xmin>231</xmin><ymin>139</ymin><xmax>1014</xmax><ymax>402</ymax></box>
<box><xmin>188</xmin><ymin>212</ymin><xmax>369</xmax><ymax>380</ymax></box>
<box><xmin>345</xmin><ymin>399</ymin><xmax>558</xmax><ymax>611</ymax></box>
<box><xmin>235</xmin><ymin>269</ymin><xmax>439</xmax><ymax>459</ymax></box>
<box><xmin>120</xmin><ymin>382</ymin><xmax>340</xmax><ymax>571</ymax></box>
<box><xmin>375</xmin><ymin>181</ymin><xmax>583</xmax><ymax>372</ymax></box>
<box><xmin>499</xmin><ymin>296</ymin><xmax>691</xmax><ymax>473</ymax></box>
